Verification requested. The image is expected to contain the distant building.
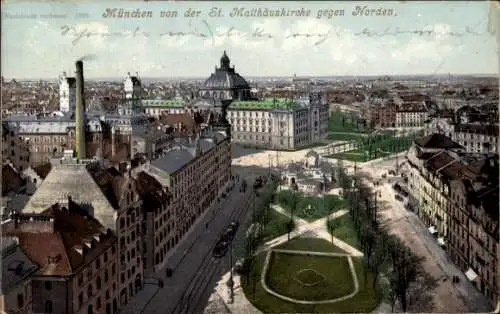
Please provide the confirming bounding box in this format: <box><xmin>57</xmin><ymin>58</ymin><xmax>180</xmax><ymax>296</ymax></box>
<box><xmin>0</xmin><ymin>236</ymin><xmax>39</xmax><ymax>314</ymax></box>
<box><xmin>451</xmin><ymin>123</ymin><xmax>499</xmax><ymax>154</ymax></box>
<box><xmin>424</xmin><ymin>110</ymin><xmax>455</xmax><ymax>137</ymax></box>
<box><xmin>140</xmin><ymin>52</ymin><xmax>329</xmax><ymax>150</ymax></box>
<box><xmin>122</xmin><ymin>72</ymin><xmax>143</xmax><ymax>115</ymax></box>
<box><xmin>395</xmin><ymin>102</ymin><xmax>428</xmax><ymax>128</ymax></box>
<box><xmin>6</xmin><ymin>62</ymin><xmax>164</xmax><ymax>166</ymax></box>
<box><xmin>227</xmin><ymin>95</ymin><xmax>329</xmax><ymax>150</ymax></box>
<box><xmin>58</xmin><ymin>72</ymin><xmax>76</xmax><ymax>113</ymax></box>
<box><xmin>367</xmin><ymin>102</ymin><xmax>398</xmax><ymax>128</ymax></box>
<box><xmin>2</xmin><ymin>122</ymin><xmax>31</xmax><ymax>171</ymax></box>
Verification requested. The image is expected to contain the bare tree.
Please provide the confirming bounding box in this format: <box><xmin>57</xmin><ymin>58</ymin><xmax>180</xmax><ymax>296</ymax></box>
<box><xmin>406</xmin><ymin>270</ymin><xmax>438</xmax><ymax>312</ymax></box>
<box><xmin>387</xmin><ymin>238</ymin><xmax>426</xmax><ymax>313</ymax></box>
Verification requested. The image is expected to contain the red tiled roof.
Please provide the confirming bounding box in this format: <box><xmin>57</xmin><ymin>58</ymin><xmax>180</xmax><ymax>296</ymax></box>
<box><xmin>17</xmin><ymin>232</ymin><xmax>73</xmax><ymax>276</ymax></box>
<box><xmin>7</xmin><ymin>202</ymin><xmax>114</xmax><ymax>277</ymax></box>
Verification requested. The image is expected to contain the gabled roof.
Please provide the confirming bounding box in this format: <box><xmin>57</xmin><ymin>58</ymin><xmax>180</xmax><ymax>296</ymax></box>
<box><xmin>2</xmin><ymin>164</ymin><xmax>24</xmax><ymax>196</ymax></box>
<box><xmin>414</xmin><ymin>133</ymin><xmax>463</xmax><ymax>150</ymax></box>
<box><xmin>21</xmin><ymin>164</ymin><xmax>117</xmax><ymax>231</ymax></box>
<box><xmin>6</xmin><ymin>202</ymin><xmax>114</xmax><ymax>277</ymax></box>
<box><xmin>32</xmin><ymin>162</ymin><xmax>52</xmax><ymax>179</ymax></box>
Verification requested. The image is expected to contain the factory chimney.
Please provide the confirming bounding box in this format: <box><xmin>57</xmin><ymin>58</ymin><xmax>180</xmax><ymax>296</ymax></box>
<box><xmin>75</xmin><ymin>60</ymin><xmax>86</xmax><ymax>160</ymax></box>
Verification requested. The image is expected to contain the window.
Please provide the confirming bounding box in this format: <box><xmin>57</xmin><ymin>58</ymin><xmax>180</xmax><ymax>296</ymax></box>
<box><xmin>87</xmin><ymin>284</ymin><xmax>93</xmax><ymax>298</ymax></box>
<box><xmin>17</xmin><ymin>294</ymin><xmax>24</xmax><ymax>308</ymax></box>
<box><xmin>104</xmin><ymin>270</ymin><xmax>109</xmax><ymax>283</ymax></box>
<box><xmin>45</xmin><ymin>300</ymin><xmax>53</xmax><ymax>313</ymax></box>
<box><xmin>96</xmin><ymin>258</ymin><xmax>100</xmax><ymax>269</ymax></box>
<box><xmin>78</xmin><ymin>292</ymin><xmax>83</xmax><ymax>308</ymax></box>
<box><xmin>96</xmin><ymin>276</ymin><xmax>102</xmax><ymax>289</ymax></box>
<box><xmin>97</xmin><ymin>297</ymin><xmax>101</xmax><ymax>309</ymax></box>
<box><xmin>45</xmin><ymin>281</ymin><xmax>52</xmax><ymax>290</ymax></box>
<box><xmin>88</xmin><ymin>304</ymin><xmax>93</xmax><ymax>314</ymax></box>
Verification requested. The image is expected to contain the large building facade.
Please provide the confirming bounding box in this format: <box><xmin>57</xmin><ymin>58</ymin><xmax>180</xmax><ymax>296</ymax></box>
<box><xmin>3</xmin><ymin>203</ymin><xmax>119</xmax><ymax>314</ymax></box>
<box><xmin>140</xmin><ymin>52</ymin><xmax>329</xmax><ymax>150</ymax></box>
<box><xmin>406</xmin><ymin>133</ymin><xmax>499</xmax><ymax>307</ymax></box>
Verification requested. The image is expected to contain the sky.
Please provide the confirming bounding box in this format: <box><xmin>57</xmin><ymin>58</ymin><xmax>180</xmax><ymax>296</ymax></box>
<box><xmin>1</xmin><ymin>1</ymin><xmax>499</xmax><ymax>79</ymax></box>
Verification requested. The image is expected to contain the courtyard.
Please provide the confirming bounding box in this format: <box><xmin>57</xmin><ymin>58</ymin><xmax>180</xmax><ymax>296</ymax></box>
<box><xmin>275</xmin><ymin>191</ymin><xmax>346</xmax><ymax>222</ymax></box>
<box><xmin>241</xmin><ymin>237</ymin><xmax>380</xmax><ymax>313</ymax></box>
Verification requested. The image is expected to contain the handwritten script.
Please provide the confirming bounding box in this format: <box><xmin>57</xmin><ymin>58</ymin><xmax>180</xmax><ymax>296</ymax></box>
<box><xmin>60</xmin><ymin>20</ymin><xmax>485</xmax><ymax>46</ymax></box>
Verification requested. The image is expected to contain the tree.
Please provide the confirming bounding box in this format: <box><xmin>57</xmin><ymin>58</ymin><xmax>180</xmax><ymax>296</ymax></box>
<box><xmin>368</xmin><ymin>234</ymin><xmax>390</xmax><ymax>289</ymax></box>
<box><xmin>405</xmin><ymin>270</ymin><xmax>438</xmax><ymax>312</ymax></box>
<box><xmin>387</xmin><ymin>238</ymin><xmax>426</xmax><ymax>312</ymax></box>
<box><xmin>287</xmin><ymin>191</ymin><xmax>297</xmax><ymax>241</ymax></box>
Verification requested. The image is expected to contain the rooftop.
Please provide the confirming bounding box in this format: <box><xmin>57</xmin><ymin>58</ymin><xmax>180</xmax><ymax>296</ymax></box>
<box><xmin>21</xmin><ymin>163</ymin><xmax>117</xmax><ymax>231</ymax></box>
<box><xmin>141</xmin><ymin>98</ymin><xmax>185</xmax><ymax>108</ymax></box>
<box><xmin>1</xmin><ymin>236</ymin><xmax>39</xmax><ymax>293</ymax></box>
<box><xmin>414</xmin><ymin>133</ymin><xmax>464</xmax><ymax>150</ymax></box>
<box><xmin>229</xmin><ymin>98</ymin><xmax>298</xmax><ymax>110</ymax></box>
<box><xmin>5</xmin><ymin>202</ymin><xmax>114</xmax><ymax>277</ymax></box>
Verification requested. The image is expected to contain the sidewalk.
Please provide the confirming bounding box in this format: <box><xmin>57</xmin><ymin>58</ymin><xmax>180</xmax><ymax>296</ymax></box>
<box><xmin>377</xmin><ymin>181</ymin><xmax>491</xmax><ymax>313</ymax></box>
<box><xmin>121</xmin><ymin>180</ymin><xmax>239</xmax><ymax>314</ymax></box>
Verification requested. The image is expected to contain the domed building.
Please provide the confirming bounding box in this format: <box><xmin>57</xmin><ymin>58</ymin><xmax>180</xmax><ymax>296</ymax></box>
<box><xmin>199</xmin><ymin>51</ymin><xmax>253</xmax><ymax>101</ymax></box>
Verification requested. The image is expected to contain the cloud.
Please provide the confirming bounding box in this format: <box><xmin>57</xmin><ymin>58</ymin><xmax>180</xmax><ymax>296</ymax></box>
<box><xmin>6</xmin><ymin>14</ymin><xmax>494</xmax><ymax>78</ymax></box>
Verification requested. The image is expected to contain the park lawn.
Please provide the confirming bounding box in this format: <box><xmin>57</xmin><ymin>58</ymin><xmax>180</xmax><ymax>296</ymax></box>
<box><xmin>276</xmin><ymin>191</ymin><xmax>346</xmax><ymax>222</ymax></box>
<box><xmin>242</xmin><ymin>252</ymin><xmax>379</xmax><ymax>313</ymax></box>
<box><xmin>327</xmin><ymin>132</ymin><xmax>368</xmax><ymax>141</ymax></box>
<box><xmin>266</xmin><ymin>252</ymin><xmax>354</xmax><ymax>301</ymax></box>
<box><xmin>324</xmin><ymin>151</ymin><xmax>368</xmax><ymax>162</ymax></box>
<box><xmin>325</xmin><ymin>134</ymin><xmax>414</xmax><ymax>162</ymax></box>
<box><xmin>327</xmin><ymin>214</ymin><xmax>360</xmax><ymax>249</ymax></box>
<box><xmin>260</xmin><ymin>209</ymin><xmax>295</xmax><ymax>243</ymax></box>
<box><xmin>328</xmin><ymin>114</ymin><xmax>370</xmax><ymax>133</ymax></box>
<box><xmin>276</xmin><ymin>237</ymin><xmax>347</xmax><ymax>254</ymax></box>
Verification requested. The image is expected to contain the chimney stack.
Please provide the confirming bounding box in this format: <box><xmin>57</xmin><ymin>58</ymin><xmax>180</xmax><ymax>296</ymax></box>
<box><xmin>75</xmin><ymin>60</ymin><xmax>86</xmax><ymax>159</ymax></box>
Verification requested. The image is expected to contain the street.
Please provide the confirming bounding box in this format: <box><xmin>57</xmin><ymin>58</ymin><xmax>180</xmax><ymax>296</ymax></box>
<box><xmin>360</xmin><ymin>162</ymin><xmax>491</xmax><ymax>313</ymax></box>
<box><xmin>120</xmin><ymin>171</ymin><xmax>255</xmax><ymax>314</ymax></box>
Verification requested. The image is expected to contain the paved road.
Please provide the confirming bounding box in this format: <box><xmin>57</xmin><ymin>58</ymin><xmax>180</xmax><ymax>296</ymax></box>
<box><xmin>376</xmin><ymin>179</ymin><xmax>491</xmax><ymax>313</ymax></box>
<box><xmin>119</xmin><ymin>170</ymin><xmax>257</xmax><ymax>314</ymax></box>
<box><xmin>138</xmin><ymin>174</ymin><xmax>255</xmax><ymax>314</ymax></box>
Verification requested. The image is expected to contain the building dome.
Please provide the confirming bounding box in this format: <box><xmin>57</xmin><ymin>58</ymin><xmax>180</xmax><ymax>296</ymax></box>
<box><xmin>203</xmin><ymin>51</ymin><xmax>250</xmax><ymax>90</ymax></box>
<box><xmin>203</xmin><ymin>72</ymin><xmax>250</xmax><ymax>89</ymax></box>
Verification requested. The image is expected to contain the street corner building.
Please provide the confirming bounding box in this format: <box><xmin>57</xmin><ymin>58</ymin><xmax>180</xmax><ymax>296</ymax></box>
<box><xmin>1</xmin><ymin>202</ymin><xmax>118</xmax><ymax>314</ymax></box>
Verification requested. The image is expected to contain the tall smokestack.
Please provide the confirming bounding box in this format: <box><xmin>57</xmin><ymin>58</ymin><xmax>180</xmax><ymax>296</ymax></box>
<box><xmin>75</xmin><ymin>60</ymin><xmax>86</xmax><ymax>160</ymax></box>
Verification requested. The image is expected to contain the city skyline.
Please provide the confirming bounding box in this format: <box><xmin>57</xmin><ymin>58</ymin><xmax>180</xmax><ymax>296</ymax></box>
<box><xmin>2</xmin><ymin>1</ymin><xmax>498</xmax><ymax>79</ymax></box>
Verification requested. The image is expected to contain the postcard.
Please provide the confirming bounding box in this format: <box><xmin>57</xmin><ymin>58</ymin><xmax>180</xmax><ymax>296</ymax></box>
<box><xmin>1</xmin><ymin>1</ymin><xmax>499</xmax><ymax>314</ymax></box>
